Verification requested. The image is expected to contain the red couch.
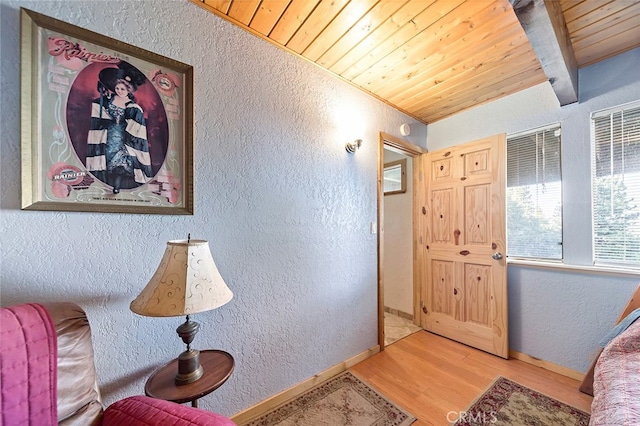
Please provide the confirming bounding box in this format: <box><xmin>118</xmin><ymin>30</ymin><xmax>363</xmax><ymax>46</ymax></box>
<box><xmin>0</xmin><ymin>302</ymin><xmax>235</xmax><ymax>425</ymax></box>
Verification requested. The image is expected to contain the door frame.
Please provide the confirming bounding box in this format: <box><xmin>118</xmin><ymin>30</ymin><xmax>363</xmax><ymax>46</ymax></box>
<box><xmin>377</xmin><ymin>132</ymin><xmax>427</xmax><ymax>350</ymax></box>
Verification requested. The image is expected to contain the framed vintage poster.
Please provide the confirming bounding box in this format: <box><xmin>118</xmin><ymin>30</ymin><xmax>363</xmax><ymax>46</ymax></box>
<box><xmin>21</xmin><ymin>8</ymin><xmax>194</xmax><ymax>214</ymax></box>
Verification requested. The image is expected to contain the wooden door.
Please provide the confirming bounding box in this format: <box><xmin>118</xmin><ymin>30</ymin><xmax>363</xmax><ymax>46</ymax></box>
<box><xmin>421</xmin><ymin>134</ymin><xmax>508</xmax><ymax>358</ymax></box>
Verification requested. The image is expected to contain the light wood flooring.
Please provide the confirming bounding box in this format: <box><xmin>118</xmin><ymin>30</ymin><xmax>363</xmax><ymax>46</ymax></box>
<box><xmin>350</xmin><ymin>330</ymin><xmax>593</xmax><ymax>426</ymax></box>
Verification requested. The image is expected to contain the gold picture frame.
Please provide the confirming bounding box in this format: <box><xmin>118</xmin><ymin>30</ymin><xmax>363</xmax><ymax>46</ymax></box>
<box><xmin>21</xmin><ymin>8</ymin><xmax>194</xmax><ymax>214</ymax></box>
<box><xmin>383</xmin><ymin>159</ymin><xmax>407</xmax><ymax>195</ymax></box>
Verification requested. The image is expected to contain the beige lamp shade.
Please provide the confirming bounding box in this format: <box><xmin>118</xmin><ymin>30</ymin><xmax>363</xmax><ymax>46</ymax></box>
<box><xmin>130</xmin><ymin>239</ymin><xmax>233</xmax><ymax>317</ymax></box>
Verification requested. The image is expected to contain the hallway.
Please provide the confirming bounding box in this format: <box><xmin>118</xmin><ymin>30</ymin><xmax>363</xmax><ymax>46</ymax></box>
<box><xmin>384</xmin><ymin>311</ymin><xmax>421</xmax><ymax>346</ymax></box>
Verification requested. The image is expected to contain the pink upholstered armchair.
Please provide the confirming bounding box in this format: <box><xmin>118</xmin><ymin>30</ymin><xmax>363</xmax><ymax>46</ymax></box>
<box><xmin>0</xmin><ymin>302</ymin><xmax>236</xmax><ymax>425</ymax></box>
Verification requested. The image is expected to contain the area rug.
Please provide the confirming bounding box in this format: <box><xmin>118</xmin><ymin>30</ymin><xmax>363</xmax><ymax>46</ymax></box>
<box><xmin>452</xmin><ymin>376</ymin><xmax>590</xmax><ymax>425</ymax></box>
<box><xmin>242</xmin><ymin>371</ymin><xmax>416</xmax><ymax>426</ymax></box>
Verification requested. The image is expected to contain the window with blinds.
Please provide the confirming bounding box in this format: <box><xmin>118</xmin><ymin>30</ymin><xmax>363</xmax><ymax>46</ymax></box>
<box><xmin>506</xmin><ymin>124</ymin><xmax>563</xmax><ymax>260</ymax></box>
<box><xmin>591</xmin><ymin>101</ymin><xmax>640</xmax><ymax>268</ymax></box>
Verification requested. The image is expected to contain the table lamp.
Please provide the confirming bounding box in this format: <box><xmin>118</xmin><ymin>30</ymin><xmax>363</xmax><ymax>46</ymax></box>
<box><xmin>130</xmin><ymin>236</ymin><xmax>233</xmax><ymax>385</ymax></box>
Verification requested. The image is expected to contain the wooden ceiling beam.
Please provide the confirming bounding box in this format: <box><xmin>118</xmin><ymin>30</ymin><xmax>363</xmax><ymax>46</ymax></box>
<box><xmin>510</xmin><ymin>0</ymin><xmax>578</xmax><ymax>105</ymax></box>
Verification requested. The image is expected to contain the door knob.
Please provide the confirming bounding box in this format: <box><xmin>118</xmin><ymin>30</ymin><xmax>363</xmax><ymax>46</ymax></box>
<box><xmin>492</xmin><ymin>252</ymin><xmax>503</xmax><ymax>260</ymax></box>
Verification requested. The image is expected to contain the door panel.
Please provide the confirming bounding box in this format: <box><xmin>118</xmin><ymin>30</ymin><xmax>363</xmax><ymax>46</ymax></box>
<box><xmin>465</xmin><ymin>184</ymin><xmax>490</xmax><ymax>245</ymax></box>
<box><xmin>431</xmin><ymin>260</ymin><xmax>455</xmax><ymax>316</ymax></box>
<box><xmin>422</xmin><ymin>134</ymin><xmax>508</xmax><ymax>358</ymax></box>
<box><xmin>431</xmin><ymin>189</ymin><xmax>453</xmax><ymax>243</ymax></box>
<box><xmin>464</xmin><ymin>263</ymin><xmax>491</xmax><ymax>326</ymax></box>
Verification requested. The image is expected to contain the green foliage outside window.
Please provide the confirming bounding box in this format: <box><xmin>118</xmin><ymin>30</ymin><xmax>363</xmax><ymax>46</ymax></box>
<box><xmin>593</xmin><ymin>176</ymin><xmax>640</xmax><ymax>263</ymax></box>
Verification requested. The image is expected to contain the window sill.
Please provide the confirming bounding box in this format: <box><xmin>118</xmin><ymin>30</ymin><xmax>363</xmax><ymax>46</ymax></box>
<box><xmin>507</xmin><ymin>259</ymin><xmax>640</xmax><ymax>278</ymax></box>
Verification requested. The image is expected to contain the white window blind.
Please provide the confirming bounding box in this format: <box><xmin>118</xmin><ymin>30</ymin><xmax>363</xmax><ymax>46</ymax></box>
<box><xmin>507</xmin><ymin>124</ymin><xmax>563</xmax><ymax>260</ymax></box>
<box><xmin>591</xmin><ymin>102</ymin><xmax>640</xmax><ymax>267</ymax></box>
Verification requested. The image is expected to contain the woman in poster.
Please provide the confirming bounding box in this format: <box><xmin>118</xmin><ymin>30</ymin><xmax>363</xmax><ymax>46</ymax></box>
<box><xmin>85</xmin><ymin>61</ymin><xmax>152</xmax><ymax>194</ymax></box>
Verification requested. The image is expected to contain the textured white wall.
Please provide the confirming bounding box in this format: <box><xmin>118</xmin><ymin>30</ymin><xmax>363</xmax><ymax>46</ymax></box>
<box><xmin>0</xmin><ymin>0</ymin><xmax>426</xmax><ymax>415</ymax></box>
<box><xmin>426</xmin><ymin>47</ymin><xmax>640</xmax><ymax>372</ymax></box>
<box><xmin>382</xmin><ymin>150</ymin><xmax>413</xmax><ymax>315</ymax></box>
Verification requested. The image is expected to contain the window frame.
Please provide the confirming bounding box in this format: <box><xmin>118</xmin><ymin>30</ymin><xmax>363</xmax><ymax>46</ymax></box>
<box><xmin>590</xmin><ymin>100</ymin><xmax>640</xmax><ymax>270</ymax></box>
<box><xmin>506</xmin><ymin>122</ymin><xmax>564</xmax><ymax>262</ymax></box>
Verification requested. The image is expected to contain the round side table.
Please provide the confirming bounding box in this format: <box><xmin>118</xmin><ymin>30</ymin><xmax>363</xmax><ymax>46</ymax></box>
<box><xmin>145</xmin><ymin>350</ymin><xmax>234</xmax><ymax>408</ymax></box>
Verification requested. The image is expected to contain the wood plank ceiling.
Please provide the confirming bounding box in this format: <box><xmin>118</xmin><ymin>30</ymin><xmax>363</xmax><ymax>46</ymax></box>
<box><xmin>191</xmin><ymin>0</ymin><xmax>640</xmax><ymax>124</ymax></box>
<box><xmin>560</xmin><ymin>0</ymin><xmax>640</xmax><ymax>67</ymax></box>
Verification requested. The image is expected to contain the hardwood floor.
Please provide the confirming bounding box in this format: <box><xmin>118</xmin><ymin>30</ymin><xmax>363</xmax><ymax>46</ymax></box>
<box><xmin>349</xmin><ymin>331</ymin><xmax>593</xmax><ymax>426</ymax></box>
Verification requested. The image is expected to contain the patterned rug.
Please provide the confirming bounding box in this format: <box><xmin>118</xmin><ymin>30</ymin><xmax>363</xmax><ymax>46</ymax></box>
<box><xmin>242</xmin><ymin>371</ymin><xmax>416</xmax><ymax>426</ymax></box>
<box><xmin>452</xmin><ymin>376</ymin><xmax>590</xmax><ymax>425</ymax></box>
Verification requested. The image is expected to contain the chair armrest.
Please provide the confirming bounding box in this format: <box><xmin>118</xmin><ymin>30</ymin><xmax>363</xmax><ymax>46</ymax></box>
<box><xmin>103</xmin><ymin>395</ymin><xmax>236</xmax><ymax>426</ymax></box>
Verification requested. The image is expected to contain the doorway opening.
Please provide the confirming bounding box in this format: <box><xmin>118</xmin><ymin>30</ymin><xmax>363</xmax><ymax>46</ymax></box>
<box><xmin>377</xmin><ymin>132</ymin><xmax>426</xmax><ymax>349</ymax></box>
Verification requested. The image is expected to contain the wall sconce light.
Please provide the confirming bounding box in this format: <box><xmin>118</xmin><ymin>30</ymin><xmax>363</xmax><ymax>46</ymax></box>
<box><xmin>345</xmin><ymin>139</ymin><xmax>363</xmax><ymax>153</ymax></box>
